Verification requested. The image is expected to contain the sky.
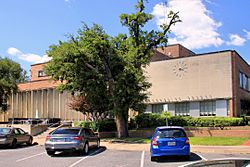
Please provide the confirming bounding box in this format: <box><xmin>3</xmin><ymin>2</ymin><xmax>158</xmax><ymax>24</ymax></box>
<box><xmin>0</xmin><ymin>0</ymin><xmax>250</xmax><ymax>75</ymax></box>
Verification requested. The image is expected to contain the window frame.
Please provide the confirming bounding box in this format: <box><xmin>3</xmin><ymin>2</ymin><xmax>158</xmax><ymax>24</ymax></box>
<box><xmin>200</xmin><ymin>100</ymin><xmax>216</xmax><ymax>116</ymax></box>
<box><xmin>38</xmin><ymin>70</ymin><xmax>45</xmax><ymax>77</ymax></box>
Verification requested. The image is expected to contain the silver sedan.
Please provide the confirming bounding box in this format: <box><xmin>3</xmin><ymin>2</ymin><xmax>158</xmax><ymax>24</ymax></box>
<box><xmin>45</xmin><ymin>127</ymin><xmax>100</xmax><ymax>156</ymax></box>
<box><xmin>0</xmin><ymin>127</ymin><xmax>33</xmax><ymax>148</ymax></box>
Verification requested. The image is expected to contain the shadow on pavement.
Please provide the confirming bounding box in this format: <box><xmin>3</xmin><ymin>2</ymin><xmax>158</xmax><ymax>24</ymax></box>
<box><xmin>0</xmin><ymin>142</ymin><xmax>38</xmax><ymax>150</ymax></box>
<box><xmin>50</xmin><ymin>146</ymin><xmax>107</xmax><ymax>158</ymax></box>
<box><xmin>153</xmin><ymin>152</ymin><xmax>202</xmax><ymax>163</ymax></box>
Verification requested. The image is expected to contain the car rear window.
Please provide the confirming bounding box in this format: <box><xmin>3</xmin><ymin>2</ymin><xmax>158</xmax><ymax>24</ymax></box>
<box><xmin>0</xmin><ymin>128</ymin><xmax>11</xmax><ymax>135</ymax></box>
<box><xmin>52</xmin><ymin>128</ymin><xmax>80</xmax><ymax>135</ymax></box>
<box><xmin>156</xmin><ymin>129</ymin><xmax>186</xmax><ymax>138</ymax></box>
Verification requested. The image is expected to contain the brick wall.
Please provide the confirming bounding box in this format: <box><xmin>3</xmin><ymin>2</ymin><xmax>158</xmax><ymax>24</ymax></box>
<box><xmin>128</xmin><ymin>127</ymin><xmax>250</xmax><ymax>138</ymax></box>
<box><xmin>232</xmin><ymin>51</ymin><xmax>250</xmax><ymax>116</ymax></box>
<box><xmin>18</xmin><ymin>80</ymin><xmax>60</xmax><ymax>91</ymax></box>
<box><xmin>30</xmin><ymin>62</ymin><xmax>49</xmax><ymax>81</ymax></box>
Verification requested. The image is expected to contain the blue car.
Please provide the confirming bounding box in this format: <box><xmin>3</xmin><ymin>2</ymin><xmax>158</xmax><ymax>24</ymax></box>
<box><xmin>150</xmin><ymin>126</ymin><xmax>190</xmax><ymax>161</ymax></box>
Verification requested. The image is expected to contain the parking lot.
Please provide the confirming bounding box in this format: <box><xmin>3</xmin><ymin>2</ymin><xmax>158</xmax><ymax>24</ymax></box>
<box><xmin>0</xmin><ymin>144</ymin><xmax>250</xmax><ymax>167</ymax></box>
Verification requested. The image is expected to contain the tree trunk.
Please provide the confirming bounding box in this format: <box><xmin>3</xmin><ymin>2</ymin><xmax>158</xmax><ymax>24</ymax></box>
<box><xmin>115</xmin><ymin>111</ymin><xmax>129</xmax><ymax>138</ymax></box>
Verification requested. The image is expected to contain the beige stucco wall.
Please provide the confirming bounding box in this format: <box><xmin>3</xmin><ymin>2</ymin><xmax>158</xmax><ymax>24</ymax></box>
<box><xmin>0</xmin><ymin>89</ymin><xmax>86</xmax><ymax>122</ymax></box>
<box><xmin>145</xmin><ymin>51</ymin><xmax>233</xmax><ymax>103</ymax></box>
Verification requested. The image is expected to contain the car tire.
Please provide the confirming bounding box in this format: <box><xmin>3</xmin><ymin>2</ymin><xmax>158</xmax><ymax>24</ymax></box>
<box><xmin>26</xmin><ymin>137</ymin><xmax>33</xmax><ymax>146</ymax></box>
<box><xmin>83</xmin><ymin>143</ymin><xmax>89</xmax><ymax>155</ymax></box>
<box><xmin>96</xmin><ymin>140</ymin><xmax>100</xmax><ymax>148</ymax></box>
<box><xmin>11</xmin><ymin>139</ymin><xmax>17</xmax><ymax>149</ymax></box>
<box><xmin>151</xmin><ymin>156</ymin><xmax>158</xmax><ymax>162</ymax></box>
<box><xmin>183</xmin><ymin>155</ymin><xmax>190</xmax><ymax>161</ymax></box>
<box><xmin>46</xmin><ymin>151</ymin><xmax>55</xmax><ymax>156</ymax></box>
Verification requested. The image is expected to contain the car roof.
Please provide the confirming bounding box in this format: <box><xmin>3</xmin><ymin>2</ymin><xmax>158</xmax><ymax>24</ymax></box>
<box><xmin>156</xmin><ymin>126</ymin><xmax>185</xmax><ymax>130</ymax></box>
<box><xmin>57</xmin><ymin>127</ymin><xmax>82</xmax><ymax>130</ymax></box>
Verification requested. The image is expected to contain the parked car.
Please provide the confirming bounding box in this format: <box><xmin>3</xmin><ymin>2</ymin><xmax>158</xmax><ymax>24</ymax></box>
<box><xmin>0</xmin><ymin>127</ymin><xmax>33</xmax><ymax>148</ymax></box>
<box><xmin>179</xmin><ymin>159</ymin><xmax>250</xmax><ymax>167</ymax></box>
<box><xmin>45</xmin><ymin>127</ymin><xmax>100</xmax><ymax>156</ymax></box>
<box><xmin>150</xmin><ymin>126</ymin><xmax>190</xmax><ymax>161</ymax></box>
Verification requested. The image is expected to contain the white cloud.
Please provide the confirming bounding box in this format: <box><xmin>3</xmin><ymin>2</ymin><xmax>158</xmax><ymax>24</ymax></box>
<box><xmin>7</xmin><ymin>47</ymin><xmax>22</xmax><ymax>55</ymax></box>
<box><xmin>226</xmin><ymin>34</ymin><xmax>246</xmax><ymax>46</ymax></box>
<box><xmin>152</xmin><ymin>0</ymin><xmax>224</xmax><ymax>50</ymax></box>
<box><xmin>243</xmin><ymin>29</ymin><xmax>250</xmax><ymax>40</ymax></box>
<box><xmin>7</xmin><ymin>47</ymin><xmax>52</xmax><ymax>64</ymax></box>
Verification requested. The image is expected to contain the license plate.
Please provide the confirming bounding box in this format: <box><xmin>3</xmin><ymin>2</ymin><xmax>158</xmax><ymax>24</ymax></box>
<box><xmin>54</xmin><ymin>138</ymin><xmax>65</xmax><ymax>142</ymax></box>
<box><xmin>168</xmin><ymin>142</ymin><xmax>176</xmax><ymax>146</ymax></box>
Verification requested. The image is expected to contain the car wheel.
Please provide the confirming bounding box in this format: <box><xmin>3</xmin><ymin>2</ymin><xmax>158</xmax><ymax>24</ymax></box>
<box><xmin>96</xmin><ymin>140</ymin><xmax>100</xmax><ymax>148</ymax></box>
<box><xmin>26</xmin><ymin>137</ymin><xmax>33</xmax><ymax>146</ymax></box>
<box><xmin>151</xmin><ymin>156</ymin><xmax>158</xmax><ymax>162</ymax></box>
<box><xmin>83</xmin><ymin>143</ymin><xmax>89</xmax><ymax>155</ymax></box>
<box><xmin>11</xmin><ymin>139</ymin><xmax>17</xmax><ymax>149</ymax></box>
<box><xmin>46</xmin><ymin>151</ymin><xmax>55</xmax><ymax>156</ymax></box>
<box><xmin>183</xmin><ymin>155</ymin><xmax>190</xmax><ymax>161</ymax></box>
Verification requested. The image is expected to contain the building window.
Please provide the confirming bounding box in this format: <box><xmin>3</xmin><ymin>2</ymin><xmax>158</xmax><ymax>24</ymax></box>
<box><xmin>248</xmin><ymin>78</ymin><xmax>250</xmax><ymax>92</ymax></box>
<box><xmin>175</xmin><ymin>102</ymin><xmax>190</xmax><ymax>116</ymax></box>
<box><xmin>200</xmin><ymin>101</ymin><xmax>216</xmax><ymax>116</ymax></box>
<box><xmin>240</xmin><ymin>72</ymin><xmax>249</xmax><ymax>91</ymax></box>
<box><xmin>243</xmin><ymin>74</ymin><xmax>248</xmax><ymax>90</ymax></box>
<box><xmin>239</xmin><ymin>72</ymin><xmax>243</xmax><ymax>88</ymax></box>
<box><xmin>38</xmin><ymin>70</ymin><xmax>45</xmax><ymax>77</ymax></box>
<box><xmin>152</xmin><ymin>104</ymin><xmax>163</xmax><ymax>113</ymax></box>
<box><xmin>227</xmin><ymin>100</ymin><xmax>230</xmax><ymax>116</ymax></box>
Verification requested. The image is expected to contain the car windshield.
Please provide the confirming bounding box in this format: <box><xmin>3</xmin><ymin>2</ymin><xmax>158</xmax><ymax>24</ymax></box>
<box><xmin>52</xmin><ymin>128</ymin><xmax>80</xmax><ymax>135</ymax></box>
<box><xmin>156</xmin><ymin>129</ymin><xmax>186</xmax><ymax>138</ymax></box>
<box><xmin>0</xmin><ymin>128</ymin><xmax>11</xmax><ymax>135</ymax></box>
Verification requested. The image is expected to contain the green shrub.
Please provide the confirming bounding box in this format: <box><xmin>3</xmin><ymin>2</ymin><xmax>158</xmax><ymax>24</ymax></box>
<box><xmin>75</xmin><ymin>121</ymin><xmax>99</xmax><ymax>132</ymax></box>
<box><xmin>98</xmin><ymin>119</ymin><xmax>117</xmax><ymax>132</ymax></box>
<box><xmin>75</xmin><ymin>119</ymin><xmax>117</xmax><ymax>132</ymax></box>
<box><xmin>134</xmin><ymin>113</ymin><xmax>247</xmax><ymax>128</ymax></box>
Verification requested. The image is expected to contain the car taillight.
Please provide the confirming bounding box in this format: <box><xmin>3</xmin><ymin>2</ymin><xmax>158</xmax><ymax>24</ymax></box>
<box><xmin>152</xmin><ymin>137</ymin><xmax>158</xmax><ymax>146</ymax></box>
<box><xmin>185</xmin><ymin>137</ymin><xmax>190</xmax><ymax>145</ymax></box>
<box><xmin>73</xmin><ymin>136</ymin><xmax>82</xmax><ymax>141</ymax></box>
<box><xmin>45</xmin><ymin>136</ymin><xmax>51</xmax><ymax>141</ymax></box>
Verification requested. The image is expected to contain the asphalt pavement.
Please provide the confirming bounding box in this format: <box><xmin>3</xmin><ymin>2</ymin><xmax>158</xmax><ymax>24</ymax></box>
<box><xmin>34</xmin><ymin>136</ymin><xmax>250</xmax><ymax>154</ymax></box>
<box><xmin>0</xmin><ymin>143</ymin><xmax>250</xmax><ymax>167</ymax></box>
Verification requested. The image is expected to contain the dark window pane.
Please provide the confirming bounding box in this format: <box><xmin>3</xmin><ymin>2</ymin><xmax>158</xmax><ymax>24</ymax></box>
<box><xmin>52</xmin><ymin>128</ymin><xmax>80</xmax><ymax>135</ymax></box>
<box><xmin>156</xmin><ymin>129</ymin><xmax>186</xmax><ymax>138</ymax></box>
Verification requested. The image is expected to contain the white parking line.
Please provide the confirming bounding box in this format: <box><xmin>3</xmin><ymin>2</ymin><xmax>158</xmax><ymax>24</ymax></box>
<box><xmin>179</xmin><ymin>153</ymin><xmax>208</xmax><ymax>167</ymax></box>
<box><xmin>140</xmin><ymin>151</ymin><xmax>145</xmax><ymax>167</ymax></box>
<box><xmin>16</xmin><ymin>152</ymin><xmax>46</xmax><ymax>162</ymax></box>
<box><xmin>196</xmin><ymin>153</ymin><xmax>208</xmax><ymax>161</ymax></box>
<box><xmin>68</xmin><ymin>148</ymin><xmax>102</xmax><ymax>167</ymax></box>
<box><xmin>0</xmin><ymin>150</ymin><xmax>7</xmax><ymax>153</ymax></box>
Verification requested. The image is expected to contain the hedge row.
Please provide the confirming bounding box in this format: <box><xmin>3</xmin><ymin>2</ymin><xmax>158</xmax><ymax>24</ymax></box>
<box><xmin>133</xmin><ymin>113</ymin><xmax>247</xmax><ymax>128</ymax></box>
<box><xmin>75</xmin><ymin>119</ymin><xmax>117</xmax><ymax>132</ymax></box>
<box><xmin>74</xmin><ymin>113</ymin><xmax>249</xmax><ymax>132</ymax></box>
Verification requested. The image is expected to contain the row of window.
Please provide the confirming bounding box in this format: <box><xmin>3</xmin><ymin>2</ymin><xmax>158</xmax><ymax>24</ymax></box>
<box><xmin>239</xmin><ymin>72</ymin><xmax>250</xmax><ymax>91</ymax></box>
<box><xmin>151</xmin><ymin>101</ymin><xmax>218</xmax><ymax>116</ymax></box>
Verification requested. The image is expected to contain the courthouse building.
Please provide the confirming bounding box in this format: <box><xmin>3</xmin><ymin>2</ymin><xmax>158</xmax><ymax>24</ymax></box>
<box><xmin>1</xmin><ymin>44</ymin><xmax>250</xmax><ymax>122</ymax></box>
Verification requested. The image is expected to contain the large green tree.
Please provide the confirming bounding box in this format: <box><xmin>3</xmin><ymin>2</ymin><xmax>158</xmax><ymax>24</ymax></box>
<box><xmin>45</xmin><ymin>0</ymin><xmax>180</xmax><ymax>138</ymax></box>
<box><xmin>0</xmin><ymin>57</ymin><xmax>27</xmax><ymax>111</ymax></box>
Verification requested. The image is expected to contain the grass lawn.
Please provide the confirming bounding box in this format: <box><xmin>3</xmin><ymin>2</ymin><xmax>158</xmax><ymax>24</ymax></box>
<box><xmin>189</xmin><ymin>137</ymin><xmax>248</xmax><ymax>146</ymax></box>
<box><xmin>102</xmin><ymin>137</ymin><xmax>249</xmax><ymax>146</ymax></box>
